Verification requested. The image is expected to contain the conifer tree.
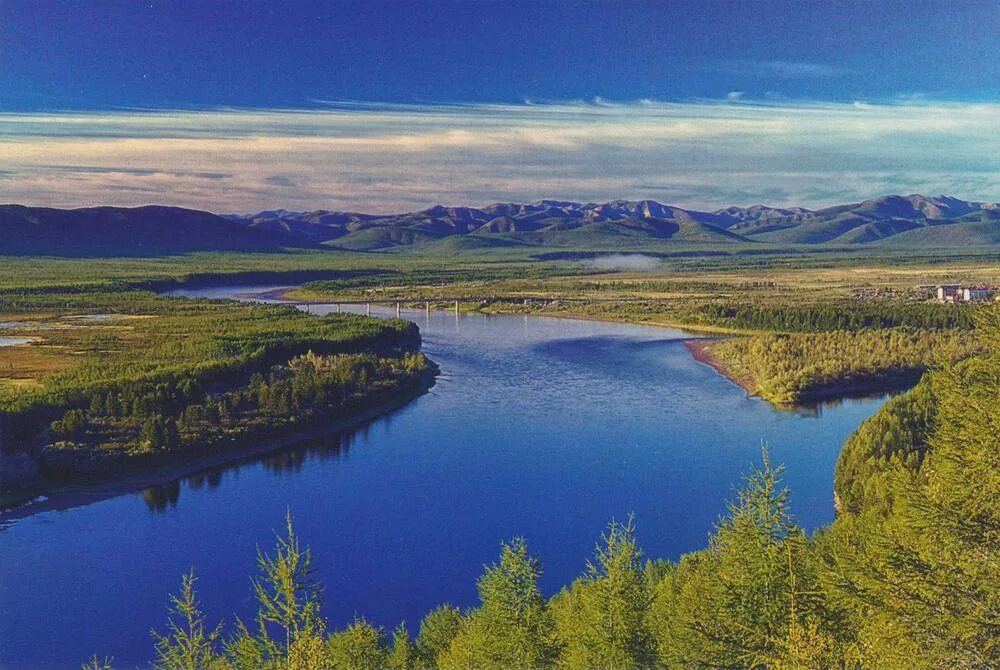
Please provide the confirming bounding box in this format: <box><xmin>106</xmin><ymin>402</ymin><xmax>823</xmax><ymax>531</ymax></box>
<box><xmin>324</xmin><ymin>618</ymin><xmax>390</xmax><ymax>669</ymax></box>
<box><xmin>440</xmin><ymin>538</ymin><xmax>558</xmax><ymax>669</ymax></box>
<box><xmin>555</xmin><ymin>517</ymin><xmax>655</xmax><ymax>669</ymax></box>
<box><xmin>224</xmin><ymin>513</ymin><xmax>324</xmax><ymax>668</ymax></box>
<box><xmin>151</xmin><ymin>571</ymin><xmax>223</xmax><ymax>670</ymax></box>
<box><xmin>88</xmin><ymin>393</ymin><xmax>105</xmax><ymax>417</ymax></box>
<box><xmin>651</xmin><ymin>452</ymin><xmax>834</xmax><ymax>668</ymax></box>
<box><xmin>415</xmin><ymin>605</ymin><xmax>464</xmax><ymax>668</ymax></box>
<box><xmin>388</xmin><ymin>623</ymin><xmax>416</xmax><ymax>670</ymax></box>
<box><xmin>831</xmin><ymin>344</ymin><xmax>1000</xmax><ymax>667</ymax></box>
<box><xmin>82</xmin><ymin>656</ymin><xmax>114</xmax><ymax>670</ymax></box>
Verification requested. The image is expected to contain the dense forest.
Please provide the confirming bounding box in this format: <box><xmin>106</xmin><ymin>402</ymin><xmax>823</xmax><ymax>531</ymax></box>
<box><xmin>89</xmin><ymin>311</ymin><xmax>999</xmax><ymax>669</ymax></box>
<box><xmin>0</xmin><ymin>289</ymin><xmax>435</xmax><ymax>500</ymax></box>
<box><xmin>705</xmin><ymin>328</ymin><xmax>981</xmax><ymax>404</ymax></box>
<box><xmin>697</xmin><ymin>301</ymin><xmax>977</xmax><ymax>332</ymax></box>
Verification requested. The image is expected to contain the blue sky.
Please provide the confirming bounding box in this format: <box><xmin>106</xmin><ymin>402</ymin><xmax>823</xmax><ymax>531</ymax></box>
<box><xmin>1</xmin><ymin>1</ymin><xmax>998</xmax><ymax>212</ymax></box>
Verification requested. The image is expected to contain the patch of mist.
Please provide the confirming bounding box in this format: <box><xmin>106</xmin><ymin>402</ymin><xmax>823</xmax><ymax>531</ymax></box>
<box><xmin>582</xmin><ymin>254</ymin><xmax>662</xmax><ymax>272</ymax></box>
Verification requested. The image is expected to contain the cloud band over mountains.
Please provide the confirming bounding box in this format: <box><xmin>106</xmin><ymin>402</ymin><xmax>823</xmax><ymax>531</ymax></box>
<box><xmin>1</xmin><ymin>99</ymin><xmax>998</xmax><ymax>213</ymax></box>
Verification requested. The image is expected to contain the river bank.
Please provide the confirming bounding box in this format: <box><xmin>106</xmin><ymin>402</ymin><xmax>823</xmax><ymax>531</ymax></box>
<box><xmin>683</xmin><ymin>338</ymin><xmax>757</xmax><ymax>395</ymax></box>
<box><xmin>684</xmin><ymin>339</ymin><xmax>921</xmax><ymax>406</ymax></box>
<box><xmin>0</xmin><ymin>366</ymin><xmax>436</xmax><ymax>520</ymax></box>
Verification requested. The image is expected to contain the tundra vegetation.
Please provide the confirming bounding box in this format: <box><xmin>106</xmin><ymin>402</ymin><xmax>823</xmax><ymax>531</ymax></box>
<box><xmin>101</xmin><ymin>309</ymin><xmax>998</xmax><ymax>668</ymax></box>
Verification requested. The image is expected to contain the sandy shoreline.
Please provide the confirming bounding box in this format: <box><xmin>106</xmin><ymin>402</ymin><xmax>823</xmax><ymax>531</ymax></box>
<box><xmin>683</xmin><ymin>338</ymin><xmax>759</xmax><ymax>396</ymax></box>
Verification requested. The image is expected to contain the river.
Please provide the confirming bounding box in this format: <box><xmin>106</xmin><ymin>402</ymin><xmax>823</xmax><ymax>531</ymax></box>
<box><xmin>0</xmin><ymin>287</ymin><xmax>894</xmax><ymax>668</ymax></box>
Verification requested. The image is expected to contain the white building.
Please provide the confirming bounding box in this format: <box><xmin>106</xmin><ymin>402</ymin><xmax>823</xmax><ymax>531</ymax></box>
<box><xmin>962</xmin><ymin>286</ymin><xmax>996</xmax><ymax>302</ymax></box>
<box><xmin>937</xmin><ymin>285</ymin><xmax>961</xmax><ymax>302</ymax></box>
<box><xmin>935</xmin><ymin>284</ymin><xmax>998</xmax><ymax>302</ymax></box>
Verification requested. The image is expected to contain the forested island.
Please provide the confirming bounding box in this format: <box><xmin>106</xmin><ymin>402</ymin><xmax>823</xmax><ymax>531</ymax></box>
<box><xmin>687</xmin><ymin>322</ymin><xmax>979</xmax><ymax>405</ymax></box>
<box><xmin>0</xmin><ymin>287</ymin><xmax>436</xmax><ymax>507</ymax></box>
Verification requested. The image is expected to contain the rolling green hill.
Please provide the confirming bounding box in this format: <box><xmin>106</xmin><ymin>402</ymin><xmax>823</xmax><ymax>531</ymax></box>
<box><xmin>878</xmin><ymin>218</ymin><xmax>1000</xmax><ymax>247</ymax></box>
<box><xmin>748</xmin><ymin>195</ymin><xmax>1000</xmax><ymax>246</ymax></box>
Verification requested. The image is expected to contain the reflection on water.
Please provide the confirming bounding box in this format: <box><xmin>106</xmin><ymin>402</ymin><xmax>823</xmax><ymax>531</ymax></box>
<box><xmin>187</xmin><ymin>469</ymin><xmax>223</xmax><ymax>490</ymax></box>
<box><xmin>257</xmin><ymin>430</ymin><xmax>353</xmax><ymax>475</ymax></box>
<box><xmin>141</xmin><ymin>480</ymin><xmax>180</xmax><ymax>512</ymax></box>
<box><xmin>785</xmin><ymin>390</ymin><xmax>906</xmax><ymax>417</ymax></box>
<box><xmin>139</xmin><ymin>427</ymin><xmax>362</xmax><ymax>511</ymax></box>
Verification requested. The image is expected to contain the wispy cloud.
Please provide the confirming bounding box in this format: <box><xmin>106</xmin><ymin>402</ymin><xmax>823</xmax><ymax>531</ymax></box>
<box><xmin>40</xmin><ymin>165</ymin><xmax>231</xmax><ymax>179</ymax></box>
<box><xmin>721</xmin><ymin>60</ymin><xmax>850</xmax><ymax>79</ymax></box>
<box><xmin>0</xmin><ymin>99</ymin><xmax>997</xmax><ymax>213</ymax></box>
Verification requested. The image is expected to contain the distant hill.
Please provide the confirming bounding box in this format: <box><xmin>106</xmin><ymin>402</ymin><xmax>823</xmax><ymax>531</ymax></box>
<box><xmin>233</xmin><ymin>199</ymin><xmax>755</xmax><ymax>251</ymax></box>
<box><xmin>0</xmin><ymin>205</ymin><xmax>318</xmax><ymax>256</ymax></box>
<box><xmin>3</xmin><ymin>195</ymin><xmax>999</xmax><ymax>256</ymax></box>
<box><xmin>743</xmin><ymin>195</ymin><xmax>1000</xmax><ymax>245</ymax></box>
<box><xmin>230</xmin><ymin>194</ymin><xmax>1000</xmax><ymax>251</ymax></box>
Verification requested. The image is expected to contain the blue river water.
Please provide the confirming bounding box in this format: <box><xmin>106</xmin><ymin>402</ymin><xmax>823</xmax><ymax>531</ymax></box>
<box><xmin>0</xmin><ymin>288</ymin><xmax>893</xmax><ymax>668</ymax></box>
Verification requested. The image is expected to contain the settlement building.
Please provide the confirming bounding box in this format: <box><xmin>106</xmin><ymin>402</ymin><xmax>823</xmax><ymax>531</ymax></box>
<box><xmin>936</xmin><ymin>284</ymin><xmax>998</xmax><ymax>302</ymax></box>
<box><xmin>962</xmin><ymin>286</ymin><xmax>996</xmax><ymax>302</ymax></box>
<box><xmin>937</xmin><ymin>285</ymin><xmax>961</xmax><ymax>302</ymax></box>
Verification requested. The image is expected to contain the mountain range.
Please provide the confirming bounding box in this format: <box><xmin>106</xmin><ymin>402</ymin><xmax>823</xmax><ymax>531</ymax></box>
<box><xmin>229</xmin><ymin>194</ymin><xmax>1000</xmax><ymax>251</ymax></box>
<box><xmin>2</xmin><ymin>194</ymin><xmax>999</xmax><ymax>256</ymax></box>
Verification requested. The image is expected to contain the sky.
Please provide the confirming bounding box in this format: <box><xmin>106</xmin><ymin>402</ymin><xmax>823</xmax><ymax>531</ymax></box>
<box><xmin>1</xmin><ymin>0</ymin><xmax>998</xmax><ymax>213</ymax></box>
